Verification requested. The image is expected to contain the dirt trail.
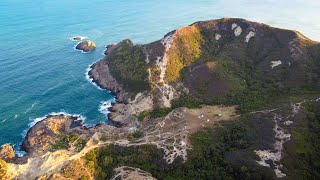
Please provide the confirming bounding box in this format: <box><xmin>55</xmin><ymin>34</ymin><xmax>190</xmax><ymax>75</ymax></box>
<box><xmin>4</xmin><ymin>105</ymin><xmax>237</xmax><ymax>179</ymax></box>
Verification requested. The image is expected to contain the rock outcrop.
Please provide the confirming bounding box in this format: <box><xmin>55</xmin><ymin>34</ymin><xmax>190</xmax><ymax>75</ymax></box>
<box><xmin>105</xmin><ymin>44</ymin><xmax>118</xmax><ymax>55</ymax></box>
<box><xmin>88</xmin><ymin>59</ymin><xmax>129</xmax><ymax>103</ymax></box>
<box><xmin>109</xmin><ymin>92</ymin><xmax>153</xmax><ymax>125</ymax></box>
<box><xmin>20</xmin><ymin>113</ymin><xmax>128</xmax><ymax>157</ymax></box>
<box><xmin>72</xmin><ymin>37</ymin><xmax>82</xmax><ymax>41</ymax></box>
<box><xmin>75</xmin><ymin>40</ymin><xmax>96</xmax><ymax>52</ymax></box>
<box><xmin>0</xmin><ymin>145</ymin><xmax>15</xmax><ymax>161</ymax></box>
<box><xmin>21</xmin><ymin>115</ymin><xmax>83</xmax><ymax>155</ymax></box>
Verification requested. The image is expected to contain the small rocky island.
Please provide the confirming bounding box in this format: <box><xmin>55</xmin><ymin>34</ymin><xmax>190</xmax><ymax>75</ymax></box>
<box><xmin>72</xmin><ymin>37</ymin><xmax>82</xmax><ymax>41</ymax></box>
<box><xmin>75</xmin><ymin>40</ymin><xmax>96</xmax><ymax>52</ymax></box>
<box><xmin>1</xmin><ymin>18</ymin><xmax>320</xmax><ymax>179</ymax></box>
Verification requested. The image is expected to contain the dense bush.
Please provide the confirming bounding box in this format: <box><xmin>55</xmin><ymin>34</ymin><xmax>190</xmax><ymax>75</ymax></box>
<box><xmin>165</xmin><ymin>26</ymin><xmax>202</xmax><ymax>82</ymax></box>
<box><xmin>282</xmin><ymin>102</ymin><xmax>320</xmax><ymax>179</ymax></box>
<box><xmin>83</xmin><ymin>117</ymin><xmax>274</xmax><ymax>179</ymax></box>
<box><xmin>149</xmin><ymin>107</ymin><xmax>172</xmax><ymax>118</ymax></box>
<box><xmin>134</xmin><ymin>111</ymin><xmax>149</xmax><ymax>121</ymax></box>
<box><xmin>108</xmin><ymin>40</ymin><xmax>150</xmax><ymax>95</ymax></box>
<box><xmin>171</xmin><ymin>94</ymin><xmax>201</xmax><ymax>109</ymax></box>
<box><xmin>53</xmin><ymin>134</ymin><xmax>79</xmax><ymax>150</ymax></box>
<box><xmin>52</xmin><ymin>133</ymin><xmax>86</xmax><ymax>152</ymax></box>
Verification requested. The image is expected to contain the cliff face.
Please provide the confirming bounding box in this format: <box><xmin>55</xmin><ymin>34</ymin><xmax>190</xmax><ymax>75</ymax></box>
<box><xmin>90</xmin><ymin>18</ymin><xmax>320</xmax><ymax>111</ymax></box>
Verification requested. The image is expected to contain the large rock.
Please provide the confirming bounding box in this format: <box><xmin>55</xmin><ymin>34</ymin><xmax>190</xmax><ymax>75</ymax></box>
<box><xmin>88</xmin><ymin>57</ymin><xmax>130</xmax><ymax>103</ymax></box>
<box><xmin>75</xmin><ymin>40</ymin><xmax>96</xmax><ymax>52</ymax></box>
<box><xmin>21</xmin><ymin>115</ymin><xmax>85</xmax><ymax>155</ymax></box>
<box><xmin>20</xmin><ymin>114</ymin><xmax>122</xmax><ymax>156</ymax></box>
<box><xmin>104</xmin><ymin>44</ymin><xmax>118</xmax><ymax>55</ymax></box>
<box><xmin>72</xmin><ymin>36</ymin><xmax>82</xmax><ymax>41</ymax></box>
<box><xmin>0</xmin><ymin>144</ymin><xmax>15</xmax><ymax>161</ymax></box>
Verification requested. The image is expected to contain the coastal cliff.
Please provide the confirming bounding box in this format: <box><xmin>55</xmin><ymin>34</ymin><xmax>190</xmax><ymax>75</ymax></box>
<box><xmin>1</xmin><ymin>18</ymin><xmax>320</xmax><ymax>179</ymax></box>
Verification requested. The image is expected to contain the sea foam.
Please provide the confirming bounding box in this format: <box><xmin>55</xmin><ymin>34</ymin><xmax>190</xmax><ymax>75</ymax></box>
<box><xmin>73</xmin><ymin>44</ymin><xmax>90</xmax><ymax>54</ymax></box>
<box><xmin>21</xmin><ymin>112</ymin><xmax>86</xmax><ymax>138</ymax></box>
<box><xmin>85</xmin><ymin>63</ymin><xmax>105</xmax><ymax>91</ymax></box>
<box><xmin>99</xmin><ymin>100</ymin><xmax>114</xmax><ymax>116</ymax></box>
<box><xmin>24</xmin><ymin>101</ymin><xmax>38</xmax><ymax>114</ymax></box>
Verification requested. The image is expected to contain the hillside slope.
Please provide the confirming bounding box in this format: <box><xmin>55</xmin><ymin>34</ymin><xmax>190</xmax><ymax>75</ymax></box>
<box><xmin>90</xmin><ymin>18</ymin><xmax>320</xmax><ymax>113</ymax></box>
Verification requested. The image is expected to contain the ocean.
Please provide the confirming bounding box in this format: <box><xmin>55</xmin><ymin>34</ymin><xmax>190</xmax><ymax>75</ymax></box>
<box><xmin>0</xmin><ymin>0</ymin><xmax>319</xmax><ymax>151</ymax></box>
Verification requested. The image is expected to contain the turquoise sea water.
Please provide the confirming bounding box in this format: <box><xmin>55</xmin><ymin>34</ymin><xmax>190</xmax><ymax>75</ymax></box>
<box><xmin>0</xmin><ymin>0</ymin><xmax>319</xmax><ymax>150</ymax></box>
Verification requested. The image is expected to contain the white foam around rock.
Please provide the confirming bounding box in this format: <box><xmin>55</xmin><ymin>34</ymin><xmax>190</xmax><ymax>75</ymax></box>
<box><xmin>271</xmin><ymin>60</ymin><xmax>282</xmax><ymax>69</ymax></box>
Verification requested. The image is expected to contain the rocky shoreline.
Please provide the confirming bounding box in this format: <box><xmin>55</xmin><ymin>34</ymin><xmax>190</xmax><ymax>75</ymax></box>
<box><xmin>0</xmin><ymin>41</ymin><xmax>146</xmax><ymax>164</ymax></box>
<box><xmin>88</xmin><ymin>57</ymin><xmax>129</xmax><ymax>103</ymax></box>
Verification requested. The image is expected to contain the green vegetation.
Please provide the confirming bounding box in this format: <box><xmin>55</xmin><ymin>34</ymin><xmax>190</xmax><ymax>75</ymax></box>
<box><xmin>134</xmin><ymin>111</ymin><xmax>149</xmax><ymax>121</ymax></box>
<box><xmin>283</xmin><ymin>102</ymin><xmax>320</xmax><ymax>179</ymax></box>
<box><xmin>83</xmin><ymin>116</ymin><xmax>274</xmax><ymax>179</ymax></box>
<box><xmin>108</xmin><ymin>40</ymin><xmax>150</xmax><ymax>96</ymax></box>
<box><xmin>52</xmin><ymin>133</ymin><xmax>87</xmax><ymax>152</ymax></box>
<box><xmin>74</xmin><ymin>138</ymin><xmax>87</xmax><ymax>152</ymax></box>
<box><xmin>149</xmin><ymin>107</ymin><xmax>172</xmax><ymax>118</ymax></box>
<box><xmin>127</xmin><ymin>130</ymin><xmax>143</xmax><ymax>141</ymax></box>
<box><xmin>100</xmin><ymin>135</ymin><xmax>108</xmax><ymax>142</ymax></box>
<box><xmin>132</xmin><ymin>130</ymin><xmax>142</xmax><ymax>139</ymax></box>
<box><xmin>160</xmin><ymin>22</ymin><xmax>319</xmax><ymax>114</ymax></box>
<box><xmin>165</xmin><ymin>26</ymin><xmax>202</xmax><ymax>82</ymax></box>
<box><xmin>83</xmin><ymin>145</ymin><xmax>163</xmax><ymax>179</ymax></box>
<box><xmin>171</xmin><ymin>94</ymin><xmax>201</xmax><ymax>109</ymax></box>
<box><xmin>53</xmin><ymin>134</ymin><xmax>78</xmax><ymax>150</ymax></box>
<box><xmin>85</xmin><ymin>20</ymin><xmax>320</xmax><ymax>179</ymax></box>
<box><xmin>145</xmin><ymin>95</ymin><xmax>201</xmax><ymax>119</ymax></box>
<box><xmin>182</xmin><ymin>55</ymin><xmax>319</xmax><ymax>113</ymax></box>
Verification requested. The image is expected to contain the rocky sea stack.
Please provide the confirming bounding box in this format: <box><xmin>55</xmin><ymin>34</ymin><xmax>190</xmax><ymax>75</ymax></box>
<box><xmin>0</xmin><ymin>145</ymin><xmax>15</xmax><ymax>162</ymax></box>
<box><xmin>75</xmin><ymin>40</ymin><xmax>96</xmax><ymax>52</ymax></box>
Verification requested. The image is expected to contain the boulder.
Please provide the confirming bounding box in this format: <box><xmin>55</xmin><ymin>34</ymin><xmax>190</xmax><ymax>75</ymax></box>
<box><xmin>0</xmin><ymin>144</ymin><xmax>15</xmax><ymax>161</ymax></box>
<box><xmin>72</xmin><ymin>36</ymin><xmax>82</xmax><ymax>41</ymax></box>
<box><xmin>21</xmin><ymin>115</ymin><xmax>80</xmax><ymax>155</ymax></box>
<box><xmin>75</xmin><ymin>40</ymin><xmax>96</xmax><ymax>52</ymax></box>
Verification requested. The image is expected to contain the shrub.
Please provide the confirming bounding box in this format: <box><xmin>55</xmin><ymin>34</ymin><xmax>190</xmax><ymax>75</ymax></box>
<box><xmin>132</xmin><ymin>130</ymin><xmax>142</xmax><ymax>139</ymax></box>
<box><xmin>150</xmin><ymin>108</ymin><xmax>172</xmax><ymax>118</ymax></box>
<box><xmin>52</xmin><ymin>133</ymin><xmax>79</xmax><ymax>150</ymax></box>
<box><xmin>134</xmin><ymin>111</ymin><xmax>150</xmax><ymax>121</ymax></box>
<box><xmin>108</xmin><ymin>40</ymin><xmax>150</xmax><ymax>95</ymax></box>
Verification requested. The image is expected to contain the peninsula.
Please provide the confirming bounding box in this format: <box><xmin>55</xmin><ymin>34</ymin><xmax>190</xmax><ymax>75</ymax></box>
<box><xmin>1</xmin><ymin>18</ymin><xmax>320</xmax><ymax>180</ymax></box>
